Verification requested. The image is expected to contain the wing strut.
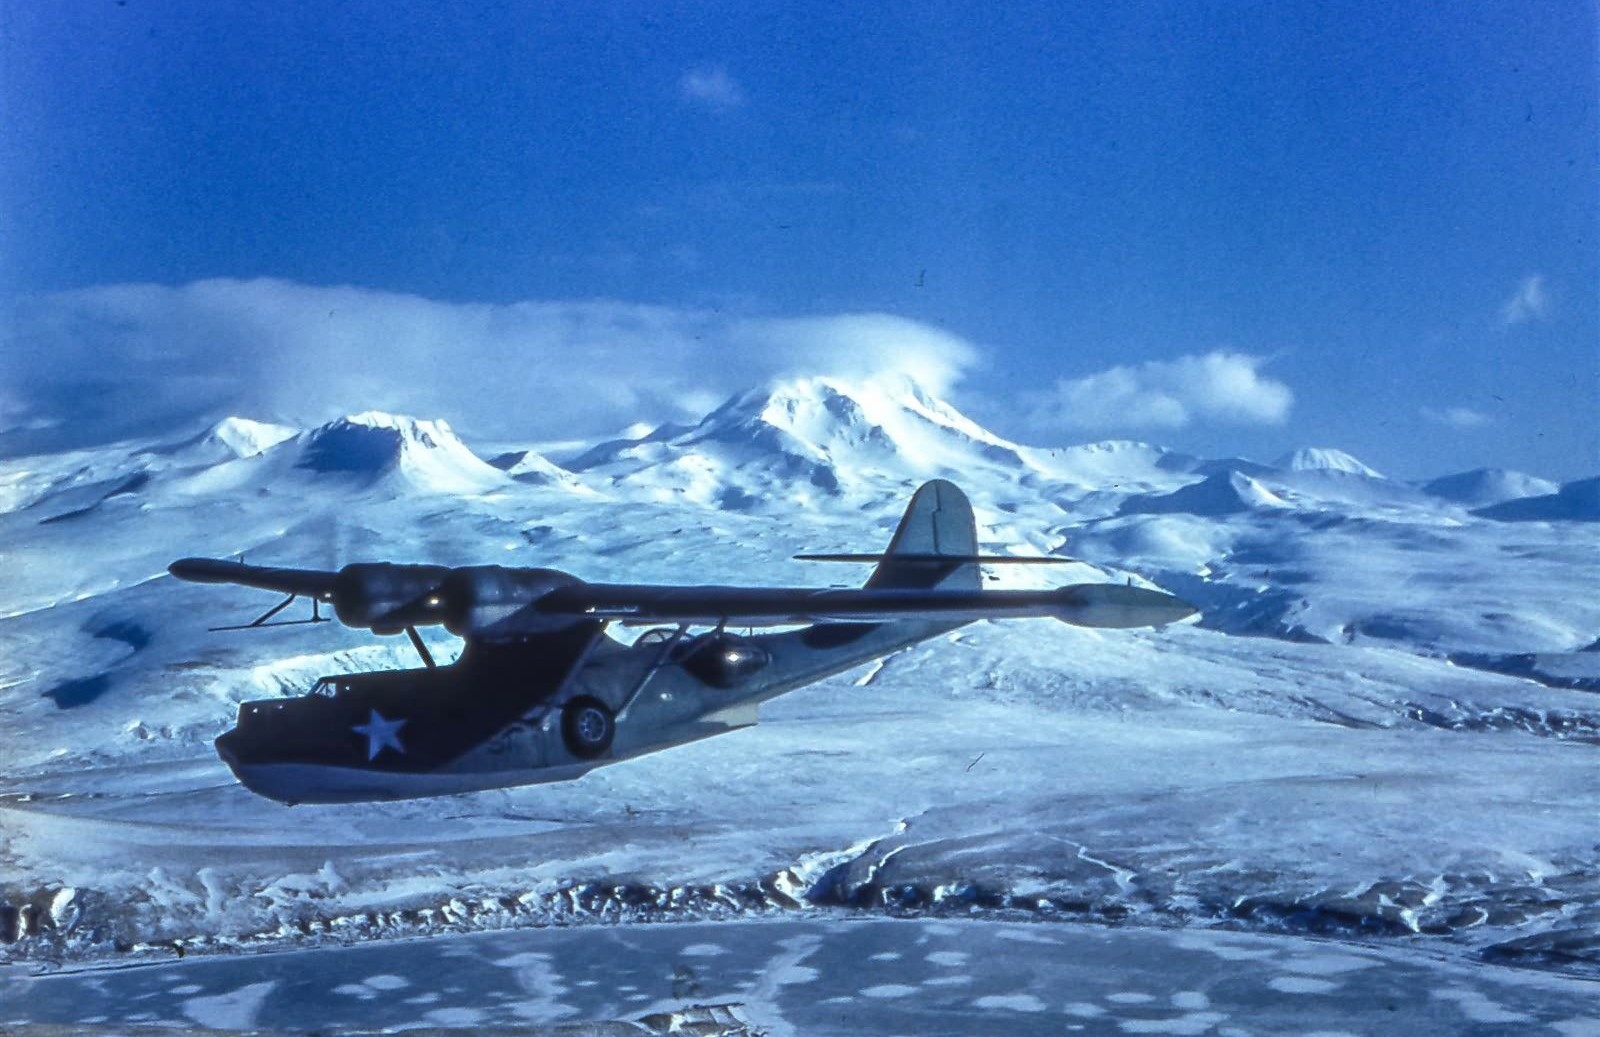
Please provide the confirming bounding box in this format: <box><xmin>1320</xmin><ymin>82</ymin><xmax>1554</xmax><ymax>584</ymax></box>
<box><xmin>405</xmin><ymin>626</ymin><xmax>436</xmax><ymax>669</ymax></box>
<box><xmin>209</xmin><ymin>594</ymin><xmax>330</xmax><ymax>632</ymax></box>
<box><xmin>617</xmin><ymin>623</ymin><xmax>690</xmax><ymax>721</ymax></box>
<box><xmin>517</xmin><ymin>621</ymin><xmax>613</xmax><ymax>722</ymax></box>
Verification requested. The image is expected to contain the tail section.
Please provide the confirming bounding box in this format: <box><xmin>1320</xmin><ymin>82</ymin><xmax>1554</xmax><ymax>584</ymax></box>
<box><xmin>867</xmin><ymin>480</ymin><xmax>981</xmax><ymax>591</ymax></box>
<box><xmin>793</xmin><ymin>479</ymin><xmax>1072</xmax><ymax>588</ymax></box>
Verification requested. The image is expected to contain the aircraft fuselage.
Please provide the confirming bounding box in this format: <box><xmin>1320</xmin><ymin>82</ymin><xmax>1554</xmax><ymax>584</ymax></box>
<box><xmin>215</xmin><ymin>616</ymin><xmax>962</xmax><ymax>804</ymax></box>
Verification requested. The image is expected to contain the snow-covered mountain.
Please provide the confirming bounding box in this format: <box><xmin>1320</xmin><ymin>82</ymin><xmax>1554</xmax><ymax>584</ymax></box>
<box><xmin>568</xmin><ymin>374</ymin><xmax>1054</xmax><ymax>510</ymax></box>
<box><xmin>1421</xmin><ymin>467</ymin><xmax>1560</xmax><ymax>507</ymax></box>
<box><xmin>3</xmin><ymin>377</ymin><xmax>1599</xmax><ymax>994</ymax></box>
<box><xmin>159</xmin><ymin>416</ymin><xmax>299</xmax><ymax>466</ymax></box>
<box><xmin>1189</xmin><ymin>451</ymin><xmax>1427</xmax><ymax>515</ymax></box>
<box><xmin>1274</xmin><ymin>446</ymin><xmax>1383</xmax><ymax>478</ymax></box>
<box><xmin>1037</xmin><ymin>440</ymin><xmax>1199</xmax><ymax>492</ymax></box>
<box><xmin>277</xmin><ymin>411</ymin><xmax>509</xmax><ymax>494</ymax></box>
<box><xmin>1118</xmin><ymin>469</ymin><xmax>1289</xmax><ymax>517</ymax></box>
<box><xmin>560</xmin><ymin>376</ymin><xmax>1470</xmax><ymax>527</ymax></box>
<box><xmin>488</xmin><ymin>447</ymin><xmax>588</xmax><ymax>490</ymax></box>
<box><xmin>0</xmin><ymin>417</ymin><xmax>292</xmax><ymax>518</ymax></box>
<box><xmin>1474</xmin><ymin>475</ymin><xmax>1600</xmax><ymax>522</ymax></box>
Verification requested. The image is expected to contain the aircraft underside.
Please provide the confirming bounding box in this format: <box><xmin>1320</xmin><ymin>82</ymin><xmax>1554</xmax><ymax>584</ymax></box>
<box><xmin>215</xmin><ymin>618</ymin><xmax>965</xmax><ymax>804</ymax></box>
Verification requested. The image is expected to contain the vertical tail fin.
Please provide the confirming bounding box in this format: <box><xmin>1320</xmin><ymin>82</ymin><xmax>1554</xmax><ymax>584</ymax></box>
<box><xmin>867</xmin><ymin>480</ymin><xmax>981</xmax><ymax>591</ymax></box>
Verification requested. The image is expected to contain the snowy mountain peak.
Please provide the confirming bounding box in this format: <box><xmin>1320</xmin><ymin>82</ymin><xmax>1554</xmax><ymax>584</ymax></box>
<box><xmin>1474</xmin><ymin>476</ymin><xmax>1600</xmax><ymax>523</ymax></box>
<box><xmin>149</xmin><ymin>416</ymin><xmax>301</xmax><ymax>469</ymax></box>
<box><xmin>325</xmin><ymin>410</ymin><xmax>455</xmax><ymax>439</ymax></box>
<box><xmin>1119</xmin><ymin>469</ymin><xmax>1289</xmax><ymax>517</ymax></box>
<box><xmin>207</xmin><ymin>416</ymin><xmax>299</xmax><ymax>459</ymax></box>
<box><xmin>1226</xmin><ymin>470</ymin><xmax>1290</xmax><ymax>507</ymax></box>
<box><xmin>1052</xmin><ymin>439</ymin><xmax>1189</xmax><ymax>465</ymax></box>
<box><xmin>709</xmin><ymin>374</ymin><xmax>1040</xmax><ymax>475</ymax></box>
<box><xmin>1422</xmin><ymin>468</ymin><xmax>1560</xmax><ymax>508</ymax></box>
<box><xmin>488</xmin><ymin>448</ymin><xmax>583</xmax><ymax>489</ymax></box>
<box><xmin>289</xmin><ymin>412</ymin><xmax>507</xmax><ymax>493</ymax></box>
<box><xmin>702</xmin><ymin>377</ymin><xmax>885</xmax><ymax>454</ymax></box>
<box><xmin>566</xmin><ymin>374</ymin><xmax>1039</xmax><ymax>509</ymax></box>
<box><xmin>1275</xmin><ymin>447</ymin><xmax>1383</xmax><ymax>478</ymax></box>
<box><xmin>1034</xmin><ymin>440</ymin><xmax>1198</xmax><ymax>490</ymax></box>
<box><xmin>724</xmin><ymin>374</ymin><xmax>1022</xmax><ymax>456</ymax></box>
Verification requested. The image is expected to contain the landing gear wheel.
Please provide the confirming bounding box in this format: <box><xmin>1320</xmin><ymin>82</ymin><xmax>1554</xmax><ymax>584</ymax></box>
<box><xmin>561</xmin><ymin>696</ymin><xmax>615</xmax><ymax>760</ymax></box>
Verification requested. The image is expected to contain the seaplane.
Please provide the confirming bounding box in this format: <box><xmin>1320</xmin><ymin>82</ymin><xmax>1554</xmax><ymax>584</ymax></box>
<box><xmin>170</xmin><ymin>480</ymin><xmax>1196</xmax><ymax>804</ymax></box>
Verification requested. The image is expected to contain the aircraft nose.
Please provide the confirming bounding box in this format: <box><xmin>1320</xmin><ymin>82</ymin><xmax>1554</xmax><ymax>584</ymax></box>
<box><xmin>214</xmin><ymin>729</ymin><xmax>244</xmax><ymax>777</ymax></box>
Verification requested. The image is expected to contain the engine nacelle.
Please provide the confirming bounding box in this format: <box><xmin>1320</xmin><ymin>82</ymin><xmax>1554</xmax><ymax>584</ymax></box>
<box><xmin>331</xmin><ymin>563</ymin><xmax>452</xmax><ymax>632</ymax></box>
<box><xmin>331</xmin><ymin>563</ymin><xmax>583</xmax><ymax>638</ymax></box>
<box><xmin>436</xmin><ymin>565</ymin><xmax>582</xmax><ymax>639</ymax></box>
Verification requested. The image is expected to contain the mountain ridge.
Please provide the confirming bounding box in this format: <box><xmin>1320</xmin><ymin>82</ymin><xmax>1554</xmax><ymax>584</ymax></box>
<box><xmin>9</xmin><ymin>378</ymin><xmax>1589</xmax><ymax>518</ymax></box>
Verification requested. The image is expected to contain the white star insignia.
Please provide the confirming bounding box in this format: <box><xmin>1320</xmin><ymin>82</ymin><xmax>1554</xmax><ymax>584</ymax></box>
<box><xmin>352</xmin><ymin>708</ymin><xmax>407</xmax><ymax>761</ymax></box>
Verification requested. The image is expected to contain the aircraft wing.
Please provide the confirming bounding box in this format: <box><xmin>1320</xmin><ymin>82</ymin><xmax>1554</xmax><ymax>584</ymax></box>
<box><xmin>169</xmin><ymin>558</ymin><xmax>338</xmax><ymax>599</ymax></box>
<box><xmin>539</xmin><ymin>581</ymin><xmax>1197</xmax><ymax>630</ymax></box>
<box><xmin>170</xmin><ymin>557</ymin><xmax>1197</xmax><ymax>633</ymax></box>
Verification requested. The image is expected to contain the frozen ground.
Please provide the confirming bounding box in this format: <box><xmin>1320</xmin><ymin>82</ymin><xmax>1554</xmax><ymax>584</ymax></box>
<box><xmin>6</xmin><ymin>918</ymin><xmax>1600</xmax><ymax>1036</ymax></box>
<box><xmin>2</xmin><ymin>376</ymin><xmax>1598</xmax><ymax>1031</ymax></box>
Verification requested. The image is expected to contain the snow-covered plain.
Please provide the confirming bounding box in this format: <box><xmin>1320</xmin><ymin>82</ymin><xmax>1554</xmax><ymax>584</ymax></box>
<box><xmin>2</xmin><ymin>375</ymin><xmax>1598</xmax><ymax>1031</ymax></box>
<box><xmin>8</xmin><ymin>919</ymin><xmax>1600</xmax><ymax>1035</ymax></box>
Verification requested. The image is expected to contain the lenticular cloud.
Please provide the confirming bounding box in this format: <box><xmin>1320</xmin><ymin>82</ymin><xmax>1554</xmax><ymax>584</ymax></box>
<box><xmin>2</xmin><ymin>279</ymin><xmax>980</xmax><ymax>454</ymax></box>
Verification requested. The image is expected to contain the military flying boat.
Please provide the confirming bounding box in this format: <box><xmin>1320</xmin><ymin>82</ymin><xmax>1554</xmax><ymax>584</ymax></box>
<box><xmin>170</xmin><ymin>480</ymin><xmax>1196</xmax><ymax>804</ymax></box>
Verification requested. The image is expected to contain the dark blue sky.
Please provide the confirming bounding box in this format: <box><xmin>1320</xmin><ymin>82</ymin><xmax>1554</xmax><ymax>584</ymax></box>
<box><xmin>2</xmin><ymin>1</ymin><xmax>1595</xmax><ymax>477</ymax></box>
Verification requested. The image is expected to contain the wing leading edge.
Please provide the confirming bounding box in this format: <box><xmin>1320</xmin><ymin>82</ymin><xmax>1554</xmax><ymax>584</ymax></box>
<box><xmin>537</xmin><ymin>581</ymin><xmax>1197</xmax><ymax>629</ymax></box>
<box><xmin>171</xmin><ymin>558</ymin><xmax>1197</xmax><ymax>632</ymax></box>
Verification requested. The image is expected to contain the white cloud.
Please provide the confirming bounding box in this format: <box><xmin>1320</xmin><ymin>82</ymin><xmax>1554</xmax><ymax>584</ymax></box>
<box><xmin>1422</xmin><ymin>406</ymin><xmax>1491</xmax><ymax>429</ymax></box>
<box><xmin>1</xmin><ymin>279</ymin><xmax>978</xmax><ymax>452</ymax></box>
<box><xmin>679</xmin><ymin>67</ymin><xmax>745</xmax><ymax>111</ymax></box>
<box><xmin>1500</xmin><ymin>274</ymin><xmax>1549</xmax><ymax>325</ymax></box>
<box><xmin>1029</xmin><ymin>352</ymin><xmax>1293</xmax><ymax>431</ymax></box>
<box><xmin>737</xmin><ymin>313</ymin><xmax>975</xmax><ymax>394</ymax></box>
